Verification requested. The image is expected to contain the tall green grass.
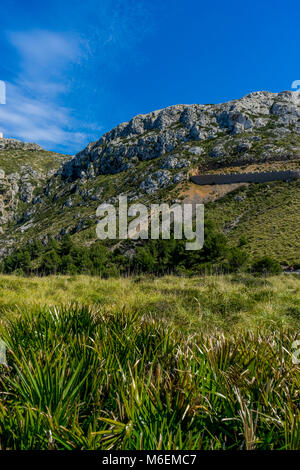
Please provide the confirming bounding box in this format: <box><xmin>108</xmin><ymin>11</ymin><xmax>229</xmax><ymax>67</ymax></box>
<box><xmin>0</xmin><ymin>274</ymin><xmax>299</xmax><ymax>334</ymax></box>
<box><xmin>0</xmin><ymin>305</ymin><xmax>299</xmax><ymax>449</ymax></box>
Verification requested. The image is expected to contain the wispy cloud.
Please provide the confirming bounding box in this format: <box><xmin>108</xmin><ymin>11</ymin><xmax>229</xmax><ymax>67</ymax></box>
<box><xmin>1</xmin><ymin>30</ymin><xmax>94</xmax><ymax>152</ymax></box>
<box><xmin>0</xmin><ymin>82</ymin><xmax>98</xmax><ymax>152</ymax></box>
<box><xmin>0</xmin><ymin>2</ymin><xmax>159</xmax><ymax>152</ymax></box>
<box><xmin>7</xmin><ymin>30</ymin><xmax>88</xmax><ymax>93</ymax></box>
<box><xmin>8</xmin><ymin>30</ymin><xmax>81</xmax><ymax>67</ymax></box>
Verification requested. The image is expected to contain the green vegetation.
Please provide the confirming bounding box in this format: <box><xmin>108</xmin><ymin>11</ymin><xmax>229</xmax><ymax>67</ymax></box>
<box><xmin>1</xmin><ymin>133</ymin><xmax>299</xmax><ymax>269</ymax></box>
<box><xmin>206</xmin><ymin>180</ymin><xmax>300</xmax><ymax>264</ymax></box>
<box><xmin>0</xmin><ymin>301</ymin><xmax>299</xmax><ymax>450</ymax></box>
<box><xmin>1</xmin><ymin>221</ymin><xmax>284</xmax><ymax>277</ymax></box>
<box><xmin>0</xmin><ymin>148</ymin><xmax>68</xmax><ymax>175</ymax></box>
<box><xmin>0</xmin><ymin>131</ymin><xmax>299</xmax><ymax>449</ymax></box>
<box><xmin>0</xmin><ymin>274</ymin><xmax>299</xmax><ymax>334</ymax></box>
<box><xmin>252</xmin><ymin>256</ymin><xmax>282</xmax><ymax>275</ymax></box>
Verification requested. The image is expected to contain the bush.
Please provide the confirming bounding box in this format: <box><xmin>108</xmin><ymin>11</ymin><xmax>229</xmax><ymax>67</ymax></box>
<box><xmin>226</xmin><ymin>247</ymin><xmax>249</xmax><ymax>271</ymax></box>
<box><xmin>0</xmin><ymin>224</ymin><xmax>287</xmax><ymax>277</ymax></box>
<box><xmin>0</xmin><ymin>305</ymin><xmax>298</xmax><ymax>449</ymax></box>
<box><xmin>252</xmin><ymin>256</ymin><xmax>282</xmax><ymax>275</ymax></box>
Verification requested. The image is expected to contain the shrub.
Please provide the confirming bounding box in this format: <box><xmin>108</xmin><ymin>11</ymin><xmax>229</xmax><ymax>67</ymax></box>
<box><xmin>226</xmin><ymin>247</ymin><xmax>249</xmax><ymax>271</ymax></box>
<box><xmin>252</xmin><ymin>256</ymin><xmax>282</xmax><ymax>275</ymax></box>
<box><xmin>0</xmin><ymin>305</ymin><xmax>298</xmax><ymax>449</ymax></box>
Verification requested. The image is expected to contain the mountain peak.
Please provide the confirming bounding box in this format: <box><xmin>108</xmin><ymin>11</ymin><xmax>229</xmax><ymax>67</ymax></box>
<box><xmin>61</xmin><ymin>90</ymin><xmax>300</xmax><ymax>180</ymax></box>
<box><xmin>0</xmin><ymin>137</ymin><xmax>43</xmax><ymax>151</ymax></box>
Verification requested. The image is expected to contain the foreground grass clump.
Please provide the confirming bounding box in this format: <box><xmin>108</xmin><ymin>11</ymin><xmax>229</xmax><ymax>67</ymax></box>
<box><xmin>0</xmin><ymin>305</ymin><xmax>299</xmax><ymax>450</ymax></box>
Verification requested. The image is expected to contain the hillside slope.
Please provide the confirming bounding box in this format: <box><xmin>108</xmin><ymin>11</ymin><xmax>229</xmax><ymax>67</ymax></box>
<box><xmin>0</xmin><ymin>139</ymin><xmax>69</xmax><ymax>255</ymax></box>
<box><xmin>0</xmin><ymin>90</ymin><xmax>299</xmax><ymax>262</ymax></box>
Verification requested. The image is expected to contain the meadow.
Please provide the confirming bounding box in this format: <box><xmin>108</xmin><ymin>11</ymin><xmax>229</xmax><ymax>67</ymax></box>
<box><xmin>0</xmin><ymin>273</ymin><xmax>299</xmax><ymax>333</ymax></box>
<box><xmin>0</xmin><ymin>274</ymin><xmax>299</xmax><ymax>449</ymax></box>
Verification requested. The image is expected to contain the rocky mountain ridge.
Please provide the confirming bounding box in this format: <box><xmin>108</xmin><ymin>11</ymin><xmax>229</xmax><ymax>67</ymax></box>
<box><xmin>0</xmin><ymin>90</ymin><xmax>299</xmax><ymax>262</ymax></box>
<box><xmin>0</xmin><ymin>139</ymin><xmax>68</xmax><ymax>231</ymax></box>
<box><xmin>0</xmin><ymin>138</ymin><xmax>43</xmax><ymax>151</ymax></box>
<box><xmin>61</xmin><ymin>90</ymin><xmax>300</xmax><ymax>183</ymax></box>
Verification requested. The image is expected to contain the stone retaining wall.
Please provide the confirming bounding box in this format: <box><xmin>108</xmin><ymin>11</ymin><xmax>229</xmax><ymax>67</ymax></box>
<box><xmin>190</xmin><ymin>170</ymin><xmax>300</xmax><ymax>185</ymax></box>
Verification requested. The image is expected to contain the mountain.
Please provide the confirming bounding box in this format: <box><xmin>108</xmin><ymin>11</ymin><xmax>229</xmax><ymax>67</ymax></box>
<box><xmin>0</xmin><ymin>90</ymin><xmax>299</xmax><ymax>263</ymax></box>
<box><xmin>61</xmin><ymin>90</ymin><xmax>300</xmax><ymax>181</ymax></box>
<box><xmin>0</xmin><ymin>139</ymin><xmax>69</xmax><ymax>254</ymax></box>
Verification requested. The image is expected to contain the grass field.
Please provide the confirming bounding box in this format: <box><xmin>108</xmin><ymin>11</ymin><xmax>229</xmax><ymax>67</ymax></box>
<box><xmin>0</xmin><ymin>274</ymin><xmax>299</xmax><ymax>333</ymax></box>
<box><xmin>0</xmin><ymin>274</ymin><xmax>299</xmax><ymax>450</ymax></box>
<box><xmin>205</xmin><ymin>180</ymin><xmax>300</xmax><ymax>264</ymax></box>
<box><xmin>0</xmin><ymin>148</ymin><xmax>68</xmax><ymax>175</ymax></box>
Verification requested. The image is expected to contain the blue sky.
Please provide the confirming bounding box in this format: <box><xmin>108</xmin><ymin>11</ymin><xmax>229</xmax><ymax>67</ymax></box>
<box><xmin>0</xmin><ymin>0</ymin><xmax>299</xmax><ymax>154</ymax></box>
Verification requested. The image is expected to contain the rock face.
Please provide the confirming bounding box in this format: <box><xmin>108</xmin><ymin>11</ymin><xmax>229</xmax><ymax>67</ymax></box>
<box><xmin>0</xmin><ymin>91</ymin><xmax>299</xmax><ymax>260</ymax></box>
<box><xmin>160</xmin><ymin>155</ymin><xmax>191</xmax><ymax>170</ymax></box>
<box><xmin>62</xmin><ymin>90</ymin><xmax>300</xmax><ymax>181</ymax></box>
<box><xmin>139</xmin><ymin>170</ymin><xmax>172</xmax><ymax>194</ymax></box>
<box><xmin>0</xmin><ymin>138</ymin><xmax>43</xmax><ymax>151</ymax></box>
<box><xmin>0</xmin><ymin>139</ymin><xmax>67</xmax><ymax>230</ymax></box>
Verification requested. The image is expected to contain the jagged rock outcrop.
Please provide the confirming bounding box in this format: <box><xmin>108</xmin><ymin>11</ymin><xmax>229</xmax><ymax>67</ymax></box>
<box><xmin>160</xmin><ymin>154</ymin><xmax>191</xmax><ymax>170</ymax></box>
<box><xmin>61</xmin><ymin>90</ymin><xmax>300</xmax><ymax>182</ymax></box>
<box><xmin>0</xmin><ymin>91</ymin><xmax>299</xmax><ymax>260</ymax></box>
<box><xmin>0</xmin><ymin>139</ymin><xmax>68</xmax><ymax>228</ymax></box>
<box><xmin>0</xmin><ymin>138</ymin><xmax>43</xmax><ymax>151</ymax></box>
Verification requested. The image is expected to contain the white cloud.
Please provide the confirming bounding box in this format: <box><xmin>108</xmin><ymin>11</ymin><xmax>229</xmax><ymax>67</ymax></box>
<box><xmin>0</xmin><ymin>30</ymin><xmax>94</xmax><ymax>152</ymax></box>
<box><xmin>0</xmin><ymin>82</ymin><xmax>98</xmax><ymax>153</ymax></box>
<box><xmin>1</xmin><ymin>4</ymin><xmax>158</xmax><ymax>152</ymax></box>
<box><xmin>8</xmin><ymin>30</ymin><xmax>81</xmax><ymax>67</ymax></box>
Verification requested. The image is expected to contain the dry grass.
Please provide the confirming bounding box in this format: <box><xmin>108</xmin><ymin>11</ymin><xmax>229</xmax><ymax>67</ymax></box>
<box><xmin>0</xmin><ymin>274</ymin><xmax>299</xmax><ymax>449</ymax></box>
<box><xmin>0</xmin><ymin>273</ymin><xmax>299</xmax><ymax>335</ymax></box>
